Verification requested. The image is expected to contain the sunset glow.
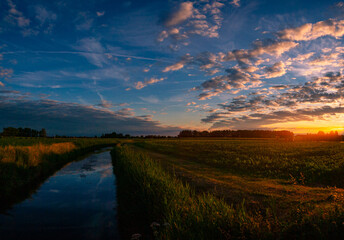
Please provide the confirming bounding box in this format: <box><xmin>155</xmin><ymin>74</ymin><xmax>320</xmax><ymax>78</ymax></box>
<box><xmin>1</xmin><ymin>0</ymin><xmax>344</xmax><ymax>135</ymax></box>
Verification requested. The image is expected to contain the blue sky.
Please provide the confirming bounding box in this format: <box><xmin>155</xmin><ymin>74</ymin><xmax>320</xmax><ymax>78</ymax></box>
<box><xmin>1</xmin><ymin>0</ymin><xmax>344</xmax><ymax>136</ymax></box>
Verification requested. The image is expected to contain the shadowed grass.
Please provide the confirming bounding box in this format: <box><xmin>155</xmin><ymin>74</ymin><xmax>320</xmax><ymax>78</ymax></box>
<box><xmin>112</xmin><ymin>145</ymin><xmax>344</xmax><ymax>239</ymax></box>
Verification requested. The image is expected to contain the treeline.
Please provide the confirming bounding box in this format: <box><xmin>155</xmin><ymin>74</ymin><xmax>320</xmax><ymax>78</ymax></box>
<box><xmin>295</xmin><ymin>131</ymin><xmax>343</xmax><ymax>141</ymax></box>
<box><xmin>178</xmin><ymin>130</ymin><xmax>294</xmax><ymax>139</ymax></box>
<box><xmin>1</xmin><ymin>127</ymin><xmax>47</xmax><ymax>137</ymax></box>
<box><xmin>100</xmin><ymin>131</ymin><xmax>176</xmax><ymax>139</ymax></box>
<box><xmin>100</xmin><ymin>131</ymin><xmax>131</xmax><ymax>138</ymax></box>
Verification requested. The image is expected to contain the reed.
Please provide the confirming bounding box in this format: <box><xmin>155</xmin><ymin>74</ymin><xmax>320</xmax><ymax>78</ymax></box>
<box><xmin>0</xmin><ymin>142</ymin><xmax>76</xmax><ymax>166</ymax></box>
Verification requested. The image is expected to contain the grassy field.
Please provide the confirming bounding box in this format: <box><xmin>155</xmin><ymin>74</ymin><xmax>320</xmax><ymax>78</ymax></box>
<box><xmin>134</xmin><ymin>139</ymin><xmax>344</xmax><ymax>187</ymax></box>
<box><xmin>113</xmin><ymin>139</ymin><xmax>344</xmax><ymax>239</ymax></box>
<box><xmin>0</xmin><ymin>137</ymin><xmax>118</xmax><ymax>211</ymax></box>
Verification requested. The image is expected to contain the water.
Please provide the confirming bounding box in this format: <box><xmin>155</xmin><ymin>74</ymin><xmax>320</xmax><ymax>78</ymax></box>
<box><xmin>0</xmin><ymin>148</ymin><xmax>120</xmax><ymax>240</ymax></box>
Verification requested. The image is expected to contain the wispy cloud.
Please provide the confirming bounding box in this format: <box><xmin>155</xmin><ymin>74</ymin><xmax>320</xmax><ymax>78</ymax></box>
<box><xmin>75</xmin><ymin>12</ymin><xmax>94</xmax><ymax>31</ymax></box>
<box><xmin>133</xmin><ymin>77</ymin><xmax>166</xmax><ymax>89</ymax></box>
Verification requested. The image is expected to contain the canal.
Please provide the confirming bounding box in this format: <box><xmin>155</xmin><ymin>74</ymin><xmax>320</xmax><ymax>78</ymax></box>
<box><xmin>0</xmin><ymin>148</ymin><xmax>120</xmax><ymax>240</ymax></box>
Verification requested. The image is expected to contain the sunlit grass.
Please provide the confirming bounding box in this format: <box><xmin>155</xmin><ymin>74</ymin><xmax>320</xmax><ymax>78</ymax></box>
<box><xmin>112</xmin><ymin>144</ymin><xmax>344</xmax><ymax>239</ymax></box>
<box><xmin>134</xmin><ymin>139</ymin><xmax>344</xmax><ymax>187</ymax></box>
<box><xmin>0</xmin><ymin>142</ymin><xmax>76</xmax><ymax>166</ymax></box>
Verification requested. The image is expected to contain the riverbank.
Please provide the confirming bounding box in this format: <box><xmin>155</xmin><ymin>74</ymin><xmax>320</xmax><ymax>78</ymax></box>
<box><xmin>0</xmin><ymin>138</ymin><xmax>119</xmax><ymax>212</ymax></box>
<box><xmin>112</xmin><ymin>145</ymin><xmax>268</xmax><ymax>239</ymax></box>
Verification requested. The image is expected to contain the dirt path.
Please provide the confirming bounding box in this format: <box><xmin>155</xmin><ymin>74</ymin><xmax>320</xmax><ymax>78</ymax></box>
<box><xmin>129</xmin><ymin>145</ymin><xmax>344</xmax><ymax>214</ymax></box>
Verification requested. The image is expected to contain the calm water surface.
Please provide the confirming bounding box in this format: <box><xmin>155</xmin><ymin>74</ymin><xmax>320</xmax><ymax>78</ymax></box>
<box><xmin>0</xmin><ymin>148</ymin><xmax>120</xmax><ymax>240</ymax></box>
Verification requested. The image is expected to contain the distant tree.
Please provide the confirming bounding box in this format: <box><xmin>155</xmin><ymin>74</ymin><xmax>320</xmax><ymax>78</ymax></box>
<box><xmin>39</xmin><ymin>128</ymin><xmax>47</xmax><ymax>137</ymax></box>
<box><xmin>2</xmin><ymin>127</ymin><xmax>19</xmax><ymax>136</ymax></box>
<box><xmin>100</xmin><ymin>131</ymin><xmax>132</xmax><ymax>138</ymax></box>
<box><xmin>178</xmin><ymin>130</ymin><xmax>193</xmax><ymax>137</ymax></box>
<box><xmin>1</xmin><ymin>127</ymin><xmax>45</xmax><ymax>137</ymax></box>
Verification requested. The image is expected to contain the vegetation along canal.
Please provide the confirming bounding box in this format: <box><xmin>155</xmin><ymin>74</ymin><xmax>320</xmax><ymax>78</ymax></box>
<box><xmin>0</xmin><ymin>147</ymin><xmax>120</xmax><ymax>240</ymax></box>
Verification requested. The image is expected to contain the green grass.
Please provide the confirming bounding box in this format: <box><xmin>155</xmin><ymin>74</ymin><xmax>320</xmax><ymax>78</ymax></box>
<box><xmin>133</xmin><ymin>139</ymin><xmax>344</xmax><ymax>187</ymax></box>
<box><xmin>0</xmin><ymin>137</ymin><xmax>119</xmax><ymax>211</ymax></box>
<box><xmin>112</xmin><ymin>144</ymin><xmax>344</xmax><ymax>239</ymax></box>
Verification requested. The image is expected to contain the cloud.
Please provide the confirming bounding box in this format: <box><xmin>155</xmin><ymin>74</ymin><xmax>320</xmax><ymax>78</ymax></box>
<box><xmin>163</xmin><ymin>52</ymin><xmax>221</xmax><ymax>74</ymax></box>
<box><xmin>157</xmin><ymin>0</ymin><xmax>228</xmax><ymax>46</ymax></box>
<box><xmin>197</xmin><ymin>67</ymin><xmax>262</xmax><ymax>100</ymax></box>
<box><xmin>201</xmin><ymin>71</ymin><xmax>344</xmax><ymax>129</ymax></box>
<box><xmin>0</xmin><ymin>67</ymin><xmax>13</xmax><ymax>80</ymax></box>
<box><xmin>5</xmin><ymin>0</ymin><xmax>30</xmax><ymax>28</ymax></box>
<box><xmin>96</xmin><ymin>11</ymin><xmax>105</xmax><ymax>17</ymax></box>
<box><xmin>162</xmin><ymin>54</ymin><xmax>192</xmax><ymax>72</ymax></box>
<box><xmin>134</xmin><ymin>77</ymin><xmax>166</xmax><ymax>89</ymax></box>
<box><xmin>0</xmin><ymin>92</ymin><xmax>180</xmax><ymax>136</ymax></box>
<box><xmin>35</xmin><ymin>6</ymin><xmax>57</xmax><ymax>26</ymax></box>
<box><xmin>3</xmin><ymin>1</ymin><xmax>58</xmax><ymax>35</ymax></box>
<box><xmin>74</xmin><ymin>38</ymin><xmax>109</xmax><ymax>67</ymax></box>
<box><xmin>187</xmin><ymin>101</ymin><xmax>196</xmax><ymax>106</ymax></box>
<box><xmin>157</xmin><ymin>30</ymin><xmax>169</xmax><ymax>42</ymax></box>
<box><xmin>162</xmin><ymin>62</ymin><xmax>184</xmax><ymax>72</ymax></box>
<box><xmin>209</xmin><ymin>106</ymin><xmax>344</xmax><ymax>130</ymax></box>
<box><xmin>4</xmin><ymin>0</ymin><xmax>36</xmax><ymax>36</ymax></box>
<box><xmin>10</xmin><ymin>65</ymin><xmax>128</xmax><ymax>89</ymax></box>
<box><xmin>34</xmin><ymin>5</ymin><xmax>57</xmax><ymax>34</ymax></box>
<box><xmin>250</xmin><ymin>40</ymin><xmax>299</xmax><ymax>57</ymax></box>
<box><xmin>278</xmin><ymin>19</ymin><xmax>344</xmax><ymax>41</ymax></box>
<box><xmin>164</xmin><ymin>40</ymin><xmax>298</xmax><ymax>75</ymax></box>
<box><xmin>263</xmin><ymin>61</ymin><xmax>286</xmax><ymax>78</ymax></box>
<box><xmin>75</xmin><ymin>12</ymin><xmax>94</xmax><ymax>31</ymax></box>
<box><xmin>114</xmin><ymin>108</ymin><xmax>135</xmax><ymax>117</ymax></box>
<box><xmin>230</xmin><ymin>0</ymin><xmax>240</xmax><ymax>7</ymax></box>
<box><xmin>97</xmin><ymin>99</ymin><xmax>112</xmax><ymax>108</ymax></box>
<box><xmin>139</xmin><ymin>96</ymin><xmax>159</xmax><ymax>104</ymax></box>
<box><xmin>164</xmin><ymin>2</ymin><xmax>194</xmax><ymax>27</ymax></box>
<box><xmin>198</xmin><ymin>91</ymin><xmax>222</xmax><ymax>100</ymax></box>
<box><xmin>95</xmin><ymin>91</ymin><xmax>113</xmax><ymax>108</ymax></box>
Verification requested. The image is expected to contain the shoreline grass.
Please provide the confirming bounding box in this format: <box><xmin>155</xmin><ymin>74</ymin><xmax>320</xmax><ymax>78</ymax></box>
<box><xmin>112</xmin><ymin>144</ymin><xmax>344</xmax><ymax>239</ymax></box>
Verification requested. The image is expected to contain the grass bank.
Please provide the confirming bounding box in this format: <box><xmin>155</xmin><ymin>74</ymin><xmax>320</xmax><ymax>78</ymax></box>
<box><xmin>112</xmin><ymin>144</ymin><xmax>344</xmax><ymax>239</ymax></box>
<box><xmin>0</xmin><ymin>137</ymin><xmax>118</xmax><ymax>212</ymax></box>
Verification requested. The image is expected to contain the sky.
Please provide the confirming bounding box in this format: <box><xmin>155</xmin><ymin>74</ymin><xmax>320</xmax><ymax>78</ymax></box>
<box><xmin>1</xmin><ymin>0</ymin><xmax>344</xmax><ymax>136</ymax></box>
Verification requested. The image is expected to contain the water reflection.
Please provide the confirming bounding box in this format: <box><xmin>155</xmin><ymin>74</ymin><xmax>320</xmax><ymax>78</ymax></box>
<box><xmin>0</xmin><ymin>149</ymin><xmax>120</xmax><ymax>240</ymax></box>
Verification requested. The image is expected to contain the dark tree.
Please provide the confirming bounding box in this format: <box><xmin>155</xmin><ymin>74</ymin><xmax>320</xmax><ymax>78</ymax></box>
<box><xmin>39</xmin><ymin>128</ymin><xmax>47</xmax><ymax>137</ymax></box>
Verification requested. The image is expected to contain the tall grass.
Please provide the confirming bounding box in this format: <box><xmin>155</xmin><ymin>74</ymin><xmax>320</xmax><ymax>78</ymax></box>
<box><xmin>112</xmin><ymin>145</ymin><xmax>344</xmax><ymax>239</ymax></box>
<box><xmin>0</xmin><ymin>142</ymin><xmax>76</xmax><ymax>166</ymax></box>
